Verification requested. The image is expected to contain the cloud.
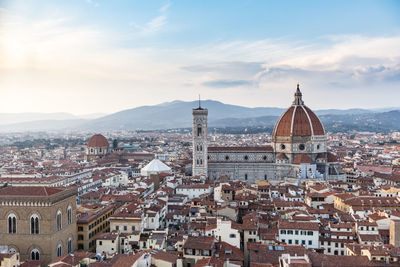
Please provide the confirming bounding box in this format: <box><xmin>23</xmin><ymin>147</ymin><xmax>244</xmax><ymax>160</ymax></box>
<box><xmin>85</xmin><ymin>0</ymin><xmax>99</xmax><ymax>7</ymax></box>
<box><xmin>159</xmin><ymin>2</ymin><xmax>172</xmax><ymax>12</ymax></box>
<box><xmin>130</xmin><ymin>2</ymin><xmax>171</xmax><ymax>34</ymax></box>
<box><xmin>1</xmin><ymin>3</ymin><xmax>400</xmax><ymax>113</ymax></box>
<box><xmin>182</xmin><ymin>35</ymin><xmax>400</xmax><ymax>93</ymax></box>
<box><xmin>201</xmin><ymin>79</ymin><xmax>252</xmax><ymax>88</ymax></box>
<box><xmin>183</xmin><ymin>61</ymin><xmax>264</xmax><ymax>76</ymax></box>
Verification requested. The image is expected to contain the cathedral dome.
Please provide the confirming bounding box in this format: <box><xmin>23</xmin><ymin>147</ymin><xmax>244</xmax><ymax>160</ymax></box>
<box><xmin>272</xmin><ymin>85</ymin><xmax>324</xmax><ymax>139</ymax></box>
<box><xmin>87</xmin><ymin>134</ymin><xmax>110</xmax><ymax>148</ymax></box>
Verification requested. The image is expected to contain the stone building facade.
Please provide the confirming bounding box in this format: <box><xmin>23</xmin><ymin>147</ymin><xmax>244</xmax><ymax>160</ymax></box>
<box><xmin>0</xmin><ymin>186</ymin><xmax>77</xmax><ymax>265</ymax></box>
<box><xmin>193</xmin><ymin>85</ymin><xmax>346</xmax><ymax>183</ymax></box>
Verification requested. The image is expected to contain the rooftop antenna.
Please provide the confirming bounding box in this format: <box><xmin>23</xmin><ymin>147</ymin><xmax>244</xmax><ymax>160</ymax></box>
<box><xmin>198</xmin><ymin>94</ymin><xmax>201</xmax><ymax>108</ymax></box>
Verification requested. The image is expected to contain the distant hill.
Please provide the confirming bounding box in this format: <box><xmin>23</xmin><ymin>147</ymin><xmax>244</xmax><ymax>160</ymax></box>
<box><xmin>211</xmin><ymin>110</ymin><xmax>400</xmax><ymax>133</ymax></box>
<box><xmin>0</xmin><ymin>112</ymin><xmax>105</xmax><ymax>126</ymax></box>
<box><xmin>79</xmin><ymin>100</ymin><xmax>286</xmax><ymax>130</ymax></box>
<box><xmin>0</xmin><ymin>100</ymin><xmax>399</xmax><ymax>133</ymax></box>
<box><xmin>0</xmin><ymin>119</ymin><xmax>88</xmax><ymax>132</ymax></box>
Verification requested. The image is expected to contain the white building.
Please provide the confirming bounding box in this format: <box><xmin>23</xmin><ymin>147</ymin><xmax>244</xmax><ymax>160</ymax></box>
<box><xmin>102</xmin><ymin>171</ymin><xmax>129</xmax><ymax>187</ymax></box>
<box><xmin>175</xmin><ymin>184</ymin><xmax>212</xmax><ymax>199</ymax></box>
<box><xmin>205</xmin><ymin>218</ymin><xmax>241</xmax><ymax>248</ymax></box>
<box><xmin>278</xmin><ymin>220</ymin><xmax>319</xmax><ymax>249</ymax></box>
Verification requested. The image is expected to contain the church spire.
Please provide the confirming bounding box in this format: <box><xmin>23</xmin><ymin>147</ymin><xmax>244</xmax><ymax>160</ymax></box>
<box><xmin>199</xmin><ymin>94</ymin><xmax>201</xmax><ymax>108</ymax></box>
<box><xmin>293</xmin><ymin>83</ymin><xmax>304</xmax><ymax>106</ymax></box>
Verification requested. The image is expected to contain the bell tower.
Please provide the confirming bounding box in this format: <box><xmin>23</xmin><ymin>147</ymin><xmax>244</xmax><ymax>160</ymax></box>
<box><xmin>192</xmin><ymin>97</ymin><xmax>208</xmax><ymax>177</ymax></box>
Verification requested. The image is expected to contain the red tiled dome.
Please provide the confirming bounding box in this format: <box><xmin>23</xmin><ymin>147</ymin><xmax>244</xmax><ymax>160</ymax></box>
<box><xmin>273</xmin><ymin>86</ymin><xmax>324</xmax><ymax>138</ymax></box>
<box><xmin>87</xmin><ymin>134</ymin><xmax>109</xmax><ymax>147</ymax></box>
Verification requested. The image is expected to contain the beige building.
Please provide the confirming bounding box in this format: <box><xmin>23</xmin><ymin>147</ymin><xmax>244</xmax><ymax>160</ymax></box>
<box><xmin>390</xmin><ymin>219</ymin><xmax>400</xmax><ymax>247</ymax></box>
<box><xmin>0</xmin><ymin>252</ymin><xmax>20</xmax><ymax>267</ymax></box>
<box><xmin>109</xmin><ymin>203</ymin><xmax>143</xmax><ymax>234</ymax></box>
<box><xmin>77</xmin><ymin>204</ymin><xmax>114</xmax><ymax>252</ymax></box>
<box><xmin>96</xmin><ymin>232</ymin><xmax>120</xmax><ymax>256</ymax></box>
<box><xmin>0</xmin><ymin>186</ymin><xmax>77</xmax><ymax>265</ymax></box>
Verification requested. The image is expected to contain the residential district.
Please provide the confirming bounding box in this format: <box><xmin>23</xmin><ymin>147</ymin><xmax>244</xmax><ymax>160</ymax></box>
<box><xmin>2</xmin><ymin>88</ymin><xmax>400</xmax><ymax>267</ymax></box>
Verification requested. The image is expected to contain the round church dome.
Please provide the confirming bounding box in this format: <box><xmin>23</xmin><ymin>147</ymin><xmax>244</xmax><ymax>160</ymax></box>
<box><xmin>272</xmin><ymin>85</ymin><xmax>324</xmax><ymax>139</ymax></box>
<box><xmin>87</xmin><ymin>134</ymin><xmax>110</xmax><ymax>147</ymax></box>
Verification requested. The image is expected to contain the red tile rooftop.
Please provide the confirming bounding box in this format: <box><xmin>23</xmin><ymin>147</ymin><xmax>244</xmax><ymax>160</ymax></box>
<box><xmin>0</xmin><ymin>186</ymin><xmax>64</xmax><ymax>196</ymax></box>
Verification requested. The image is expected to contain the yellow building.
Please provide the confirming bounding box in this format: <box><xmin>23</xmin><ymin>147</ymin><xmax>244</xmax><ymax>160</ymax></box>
<box><xmin>77</xmin><ymin>204</ymin><xmax>115</xmax><ymax>252</ymax></box>
<box><xmin>0</xmin><ymin>252</ymin><xmax>20</xmax><ymax>267</ymax></box>
<box><xmin>334</xmin><ymin>193</ymin><xmax>356</xmax><ymax>213</ymax></box>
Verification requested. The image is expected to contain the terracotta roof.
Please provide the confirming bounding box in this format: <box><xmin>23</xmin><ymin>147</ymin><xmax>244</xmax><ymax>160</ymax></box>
<box><xmin>110</xmin><ymin>253</ymin><xmax>143</xmax><ymax>267</ymax></box>
<box><xmin>306</xmin><ymin>252</ymin><xmax>372</xmax><ymax>267</ymax></box>
<box><xmin>358</xmin><ymin>234</ymin><xmax>382</xmax><ymax>242</ymax></box>
<box><xmin>151</xmin><ymin>250</ymin><xmax>178</xmax><ymax>263</ymax></box>
<box><xmin>279</xmin><ymin>220</ymin><xmax>319</xmax><ymax>231</ymax></box>
<box><xmin>248</xmin><ymin>243</ymin><xmax>307</xmax><ymax>266</ymax></box>
<box><xmin>327</xmin><ymin>152</ymin><xmax>338</xmax><ymax>162</ymax></box>
<box><xmin>195</xmin><ymin>257</ymin><xmax>223</xmax><ymax>267</ymax></box>
<box><xmin>276</xmin><ymin>153</ymin><xmax>289</xmax><ymax>160</ymax></box>
<box><xmin>184</xmin><ymin>236</ymin><xmax>214</xmax><ymax>250</ymax></box>
<box><xmin>87</xmin><ymin>134</ymin><xmax>110</xmax><ymax>147</ymax></box>
<box><xmin>293</xmin><ymin>154</ymin><xmax>313</xmax><ymax>164</ymax></box>
<box><xmin>0</xmin><ymin>186</ymin><xmax>64</xmax><ymax>197</ymax></box>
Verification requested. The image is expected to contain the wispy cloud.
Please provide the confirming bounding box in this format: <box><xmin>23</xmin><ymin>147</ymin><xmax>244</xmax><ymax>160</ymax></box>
<box><xmin>85</xmin><ymin>0</ymin><xmax>99</xmax><ymax>7</ymax></box>
<box><xmin>130</xmin><ymin>2</ymin><xmax>171</xmax><ymax>35</ymax></box>
<box><xmin>201</xmin><ymin>79</ymin><xmax>252</xmax><ymax>88</ymax></box>
<box><xmin>1</xmin><ymin>3</ymin><xmax>400</xmax><ymax>113</ymax></box>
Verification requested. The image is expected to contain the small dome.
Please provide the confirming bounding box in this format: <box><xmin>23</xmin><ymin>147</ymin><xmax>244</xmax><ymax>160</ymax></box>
<box><xmin>273</xmin><ymin>85</ymin><xmax>325</xmax><ymax>139</ymax></box>
<box><xmin>87</xmin><ymin>134</ymin><xmax>110</xmax><ymax>147</ymax></box>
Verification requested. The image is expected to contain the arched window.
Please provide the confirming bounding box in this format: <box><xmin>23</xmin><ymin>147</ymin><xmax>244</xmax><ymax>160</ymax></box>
<box><xmin>8</xmin><ymin>214</ymin><xmax>17</xmax><ymax>234</ymax></box>
<box><xmin>200</xmin><ymin>145</ymin><xmax>202</xmax><ymax>151</ymax></box>
<box><xmin>57</xmin><ymin>244</ymin><xmax>62</xmax><ymax>257</ymax></box>
<box><xmin>67</xmin><ymin>206</ymin><xmax>72</xmax><ymax>225</ymax></box>
<box><xmin>30</xmin><ymin>214</ymin><xmax>39</xmax><ymax>234</ymax></box>
<box><xmin>56</xmin><ymin>211</ymin><xmax>62</xmax><ymax>231</ymax></box>
<box><xmin>68</xmin><ymin>238</ymin><xmax>72</xmax><ymax>253</ymax></box>
<box><xmin>197</xmin><ymin>126</ymin><xmax>202</xmax><ymax>136</ymax></box>
<box><xmin>30</xmin><ymin>249</ymin><xmax>40</xmax><ymax>260</ymax></box>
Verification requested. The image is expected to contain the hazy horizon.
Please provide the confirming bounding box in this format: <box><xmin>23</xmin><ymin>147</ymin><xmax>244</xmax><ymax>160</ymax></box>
<box><xmin>1</xmin><ymin>98</ymin><xmax>400</xmax><ymax>118</ymax></box>
<box><xmin>1</xmin><ymin>0</ymin><xmax>400</xmax><ymax>114</ymax></box>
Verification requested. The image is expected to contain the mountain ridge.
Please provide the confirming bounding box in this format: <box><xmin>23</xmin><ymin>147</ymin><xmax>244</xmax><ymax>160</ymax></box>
<box><xmin>0</xmin><ymin>100</ymin><xmax>399</xmax><ymax>133</ymax></box>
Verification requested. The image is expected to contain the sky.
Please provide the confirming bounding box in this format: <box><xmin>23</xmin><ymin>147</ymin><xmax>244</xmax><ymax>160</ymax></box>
<box><xmin>0</xmin><ymin>0</ymin><xmax>400</xmax><ymax>115</ymax></box>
